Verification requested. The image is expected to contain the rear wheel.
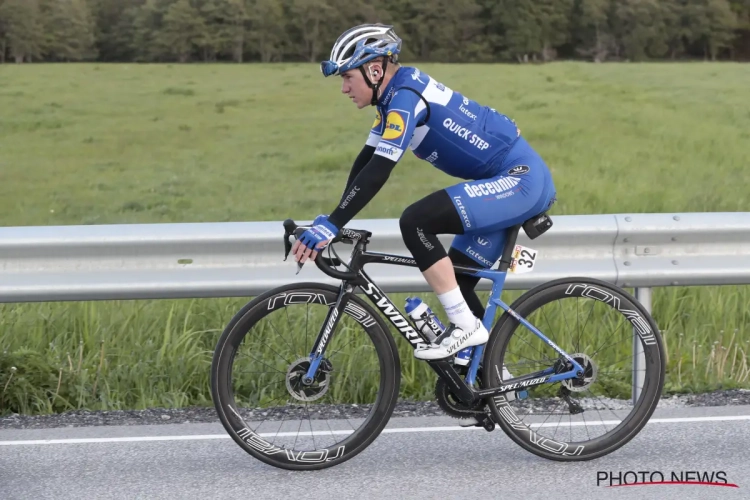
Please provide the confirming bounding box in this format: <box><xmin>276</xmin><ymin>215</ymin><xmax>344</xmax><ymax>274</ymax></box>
<box><xmin>483</xmin><ymin>277</ymin><xmax>665</xmax><ymax>461</ymax></box>
<box><xmin>211</xmin><ymin>283</ymin><xmax>401</xmax><ymax>470</ymax></box>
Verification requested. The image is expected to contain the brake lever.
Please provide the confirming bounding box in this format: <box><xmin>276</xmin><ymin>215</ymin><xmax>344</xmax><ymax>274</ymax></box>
<box><xmin>282</xmin><ymin>218</ymin><xmax>310</xmax><ymax>274</ymax></box>
<box><xmin>283</xmin><ymin>233</ymin><xmax>305</xmax><ymax>274</ymax></box>
<box><xmin>282</xmin><ymin>219</ymin><xmax>296</xmax><ymax>262</ymax></box>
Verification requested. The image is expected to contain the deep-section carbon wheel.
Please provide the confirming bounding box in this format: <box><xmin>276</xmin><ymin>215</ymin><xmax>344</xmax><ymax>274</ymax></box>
<box><xmin>211</xmin><ymin>283</ymin><xmax>400</xmax><ymax>470</ymax></box>
<box><xmin>483</xmin><ymin>277</ymin><xmax>665</xmax><ymax>461</ymax></box>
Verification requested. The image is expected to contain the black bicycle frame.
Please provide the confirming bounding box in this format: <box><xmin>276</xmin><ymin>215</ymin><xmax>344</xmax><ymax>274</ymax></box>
<box><xmin>303</xmin><ymin>248</ymin><xmax>556</xmax><ymax>406</ymax></box>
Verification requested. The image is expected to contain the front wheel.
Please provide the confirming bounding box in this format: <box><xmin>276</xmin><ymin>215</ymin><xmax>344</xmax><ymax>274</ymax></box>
<box><xmin>483</xmin><ymin>277</ymin><xmax>665</xmax><ymax>461</ymax></box>
<box><xmin>211</xmin><ymin>282</ymin><xmax>401</xmax><ymax>470</ymax></box>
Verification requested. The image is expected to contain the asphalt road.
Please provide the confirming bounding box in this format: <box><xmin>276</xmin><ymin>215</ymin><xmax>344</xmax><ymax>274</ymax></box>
<box><xmin>2</xmin><ymin>405</ymin><xmax>750</xmax><ymax>500</ymax></box>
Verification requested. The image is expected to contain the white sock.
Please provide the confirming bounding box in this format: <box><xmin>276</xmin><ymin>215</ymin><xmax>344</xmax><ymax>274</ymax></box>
<box><xmin>437</xmin><ymin>287</ymin><xmax>478</xmax><ymax>332</ymax></box>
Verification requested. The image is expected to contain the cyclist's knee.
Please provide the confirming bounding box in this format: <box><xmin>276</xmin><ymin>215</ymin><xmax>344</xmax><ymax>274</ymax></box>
<box><xmin>399</xmin><ymin>202</ymin><xmax>420</xmax><ymax>233</ymax></box>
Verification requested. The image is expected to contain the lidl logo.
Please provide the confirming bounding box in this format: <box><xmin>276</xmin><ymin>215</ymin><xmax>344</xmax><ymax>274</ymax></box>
<box><xmin>372</xmin><ymin>110</ymin><xmax>382</xmax><ymax>129</ymax></box>
<box><xmin>383</xmin><ymin>111</ymin><xmax>406</xmax><ymax>141</ymax></box>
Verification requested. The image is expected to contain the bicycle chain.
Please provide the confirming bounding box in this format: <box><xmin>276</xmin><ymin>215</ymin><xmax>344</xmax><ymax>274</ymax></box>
<box><xmin>434</xmin><ymin>377</ymin><xmax>487</xmax><ymax>419</ymax></box>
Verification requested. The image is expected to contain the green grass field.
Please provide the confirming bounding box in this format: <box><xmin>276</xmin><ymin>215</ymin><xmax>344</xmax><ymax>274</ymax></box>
<box><xmin>1</xmin><ymin>62</ymin><xmax>749</xmax><ymax>415</ymax></box>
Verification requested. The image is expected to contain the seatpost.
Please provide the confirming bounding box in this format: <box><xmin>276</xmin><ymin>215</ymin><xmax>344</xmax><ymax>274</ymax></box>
<box><xmin>497</xmin><ymin>225</ymin><xmax>521</xmax><ymax>272</ymax></box>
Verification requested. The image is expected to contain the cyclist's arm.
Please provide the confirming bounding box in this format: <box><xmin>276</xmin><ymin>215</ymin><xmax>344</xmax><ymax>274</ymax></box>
<box><xmin>328</xmin><ymin>90</ymin><xmax>424</xmax><ymax>229</ymax></box>
<box><xmin>328</xmin><ymin>154</ymin><xmax>397</xmax><ymax>229</ymax></box>
<box><xmin>339</xmin><ymin>144</ymin><xmax>375</xmax><ymax>205</ymax></box>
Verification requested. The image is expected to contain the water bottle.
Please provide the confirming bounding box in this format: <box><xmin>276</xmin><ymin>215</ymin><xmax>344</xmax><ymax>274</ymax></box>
<box><xmin>404</xmin><ymin>297</ymin><xmax>445</xmax><ymax>343</ymax></box>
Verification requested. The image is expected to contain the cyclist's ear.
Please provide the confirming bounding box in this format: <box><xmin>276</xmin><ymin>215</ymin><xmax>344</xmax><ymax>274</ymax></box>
<box><xmin>367</xmin><ymin>58</ymin><xmax>385</xmax><ymax>80</ymax></box>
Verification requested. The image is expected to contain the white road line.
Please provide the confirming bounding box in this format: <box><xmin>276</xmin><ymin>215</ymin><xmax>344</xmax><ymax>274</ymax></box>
<box><xmin>1</xmin><ymin>414</ymin><xmax>748</xmax><ymax>446</ymax></box>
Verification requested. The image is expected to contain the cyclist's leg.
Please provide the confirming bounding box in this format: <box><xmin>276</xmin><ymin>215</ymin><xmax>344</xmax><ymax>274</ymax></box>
<box><xmin>447</xmin><ymin>141</ymin><xmax>556</xmax><ymax>423</ymax></box>
<box><xmin>399</xmin><ymin>190</ymin><xmax>489</xmax><ymax>352</ymax></box>
<box><xmin>447</xmin><ymin>247</ymin><xmax>487</xmax><ymax>319</ymax></box>
<box><xmin>400</xmin><ymin>140</ymin><xmax>556</xmax><ymax>360</ymax></box>
<box><xmin>398</xmin><ymin>189</ymin><xmax>463</xmax><ymax>277</ymax></box>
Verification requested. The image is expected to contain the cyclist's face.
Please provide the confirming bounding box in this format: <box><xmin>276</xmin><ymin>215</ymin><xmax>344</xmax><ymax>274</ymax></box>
<box><xmin>341</xmin><ymin>68</ymin><xmax>373</xmax><ymax>109</ymax></box>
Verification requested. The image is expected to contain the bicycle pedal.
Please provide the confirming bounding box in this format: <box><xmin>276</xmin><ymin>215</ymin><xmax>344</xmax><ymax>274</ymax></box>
<box><xmin>478</xmin><ymin>415</ymin><xmax>495</xmax><ymax>432</ymax></box>
<box><xmin>468</xmin><ymin>413</ymin><xmax>496</xmax><ymax>432</ymax></box>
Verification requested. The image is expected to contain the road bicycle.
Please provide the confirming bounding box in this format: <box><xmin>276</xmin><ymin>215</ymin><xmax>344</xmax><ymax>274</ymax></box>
<box><xmin>210</xmin><ymin>212</ymin><xmax>665</xmax><ymax>471</ymax></box>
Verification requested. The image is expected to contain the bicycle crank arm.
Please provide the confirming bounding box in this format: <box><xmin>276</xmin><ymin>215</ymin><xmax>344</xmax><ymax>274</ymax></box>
<box><xmin>426</xmin><ymin>360</ymin><xmax>477</xmax><ymax>405</ymax></box>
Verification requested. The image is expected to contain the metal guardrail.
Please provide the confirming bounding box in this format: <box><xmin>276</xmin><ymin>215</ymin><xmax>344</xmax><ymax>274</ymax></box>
<box><xmin>1</xmin><ymin>212</ymin><xmax>748</xmax><ymax>404</ymax></box>
<box><xmin>2</xmin><ymin>212</ymin><xmax>748</xmax><ymax>303</ymax></box>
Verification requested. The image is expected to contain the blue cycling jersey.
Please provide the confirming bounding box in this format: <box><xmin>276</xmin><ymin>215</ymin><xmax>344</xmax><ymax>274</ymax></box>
<box><xmin>366</xmin><ymin>66</ymin><xmax>522</xmax><ymax>180</ymax></box>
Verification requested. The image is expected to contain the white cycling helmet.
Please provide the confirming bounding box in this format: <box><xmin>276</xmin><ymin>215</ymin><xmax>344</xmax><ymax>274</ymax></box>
<box><xmin>320</xmin><ymin>24</ymin><xmax>402</xmax><ymax>105</ymax></box>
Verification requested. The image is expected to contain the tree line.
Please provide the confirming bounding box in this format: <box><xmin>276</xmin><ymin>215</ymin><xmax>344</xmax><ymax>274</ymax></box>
<box><xmin>1</xmin><ymin>0</ymin><xmax>749</xmax><ymax>64</ymax></box>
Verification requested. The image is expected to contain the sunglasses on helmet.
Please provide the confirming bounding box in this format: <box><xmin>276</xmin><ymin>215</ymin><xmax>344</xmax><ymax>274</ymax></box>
<box><xmin>320</xmin><ymin>60</ymin><xmax>339</xmax><ymax>77</ymax></box>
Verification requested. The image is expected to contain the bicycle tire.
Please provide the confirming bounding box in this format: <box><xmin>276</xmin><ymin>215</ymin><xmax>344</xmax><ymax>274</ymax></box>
<box><xmin>211</xmin><ymin>282</ymin><xmax>401</xmax><ymax>470</ymax></box>
<box><xmin>482</xmin><ymin>276</ymin><xmax>665</xmax><ymax>462</ymax></box>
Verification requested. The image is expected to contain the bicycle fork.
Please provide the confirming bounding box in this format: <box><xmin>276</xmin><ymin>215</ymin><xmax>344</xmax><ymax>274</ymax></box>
<box><xmin>301</xmin><ymin>284</ymin><xmax>344</xmax><ymax>384</ymax></box>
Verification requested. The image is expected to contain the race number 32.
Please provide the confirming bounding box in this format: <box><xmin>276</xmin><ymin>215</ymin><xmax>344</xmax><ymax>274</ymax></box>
<box><xmin>510</xmin><ymin>245</ymin><xmax>538</xmax><ymax>274</ymax></box>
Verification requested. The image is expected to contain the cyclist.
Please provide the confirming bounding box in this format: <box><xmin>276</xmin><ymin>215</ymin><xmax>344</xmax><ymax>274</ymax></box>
<box><xmin>292</xmin><ymin>23</ymin><xmax>556</xmax><ymax>362</ymax></box>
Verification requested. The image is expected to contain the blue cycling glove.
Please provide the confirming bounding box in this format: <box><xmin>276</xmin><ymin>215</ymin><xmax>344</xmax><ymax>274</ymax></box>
<box><xmin>312</xmin><ymin>214</ymin><xmax>329</xmax><ymax>226</ymax></box>
<box><xmin>298</xmin><ymin>218</ymin><xmax>339</xmax><ymax>252</ymax></box>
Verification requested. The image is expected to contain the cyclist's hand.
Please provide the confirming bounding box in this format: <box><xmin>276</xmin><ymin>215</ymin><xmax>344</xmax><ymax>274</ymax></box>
<box><xmin>292</xmin><ymin>218</ymin><xmax>339</xmax><ymax>264</ymax></box>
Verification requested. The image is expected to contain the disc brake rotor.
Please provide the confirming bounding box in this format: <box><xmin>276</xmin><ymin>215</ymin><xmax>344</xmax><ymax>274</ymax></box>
<box><xmin>561</xmin><ymin>353</ymin><xmax>597</xmax><ymax>392</ymax></box>
<box><xmin>286</xmin><ymin>358</ymin><xmax>333</xmax><ymax>402</ymax></box>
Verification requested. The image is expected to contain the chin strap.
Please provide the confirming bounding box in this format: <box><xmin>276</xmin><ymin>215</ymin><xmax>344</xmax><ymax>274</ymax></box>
<box><xmin>359</xmin><ymin>58</ymin><xmax>389</xmax><ymax>106</ymax></box>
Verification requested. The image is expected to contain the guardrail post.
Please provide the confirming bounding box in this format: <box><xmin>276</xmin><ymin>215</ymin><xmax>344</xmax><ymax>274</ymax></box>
<box><xmin>632</xmin><ymin>287</ymin><xmax>651</xmax><ymax>405</ymax></box>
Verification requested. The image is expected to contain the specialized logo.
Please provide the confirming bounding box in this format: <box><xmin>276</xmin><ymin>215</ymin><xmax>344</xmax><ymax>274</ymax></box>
<box><xmin>463</xmin><ymin>177</ymin><xmax>520</xmax><ymax>198</ymax></box>
<box><xmin>411</xmin><ymin>68</ymin><xmax>425</xmax><ymax>83</ymax></box>
<box><xmin>443</xmin><ymin>118</ymin><xmax>489</xmax><ymax>150</ymax></box>
<box><xmin>360</xmin><ymin>281</ymin><xmax>423</xmax><ymax>345</ymax></box>
<box><xmin>316</xmin><ymin>308</ymin><xmax>338</xmax><ymax>355</ymax></box>
<box><xmin>509</xmin><ymin>165</ymin><xmax>530</xmax><ymax>176</ymax></box>
<box><xmin>493</xmin><ymin>371</ymin><xmax>549</xmax><ymax>393</ymax></box>
<box><xmin>446</xmin><ymin>329</ymin><xmax>474</xmax><ymax>355</ymax></box>
<box><xmin>383</xmin><ymin>256</ymin><xmax>416</xmax><ymax>265</ymax></box>
<box><xmin>453</xmin><ymin>196</ymin><xmax>471</xmax><ymax>228</ymax></box>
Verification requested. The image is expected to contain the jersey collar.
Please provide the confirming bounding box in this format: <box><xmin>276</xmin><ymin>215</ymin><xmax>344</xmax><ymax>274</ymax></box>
<box><xmin>376</xmin><ymin>67</ymin><xmax>402</xmax><ymax>107</ymax></box>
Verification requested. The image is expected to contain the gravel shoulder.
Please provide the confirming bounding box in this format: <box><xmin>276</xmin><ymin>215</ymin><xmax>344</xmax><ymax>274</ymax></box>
<box><xmin>2</xmin><ymin>389</ymin><xmax>749</xmax><ymax>430</ymax></box>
